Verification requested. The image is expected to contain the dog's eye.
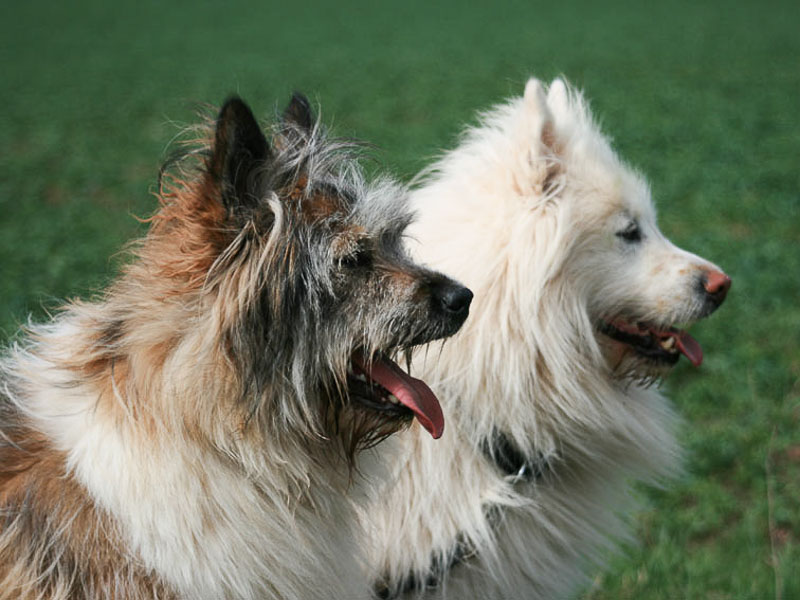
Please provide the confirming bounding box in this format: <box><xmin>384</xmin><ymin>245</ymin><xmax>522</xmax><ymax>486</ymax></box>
<box><xmin>616</xmin><ymin>221</ymin><xmax>642</xmax><ymax>243</ymax></box>
<box><xmin>340</xmin><ymin>246</ymin><xmax>373</xmax><ymax>269</ymax></box>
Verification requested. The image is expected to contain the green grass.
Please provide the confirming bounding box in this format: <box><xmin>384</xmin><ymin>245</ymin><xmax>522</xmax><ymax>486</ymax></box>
<box><xmin>1</xmin><ymin>0</ymin><xmax>798</xmax><ymax>597</ymax></box>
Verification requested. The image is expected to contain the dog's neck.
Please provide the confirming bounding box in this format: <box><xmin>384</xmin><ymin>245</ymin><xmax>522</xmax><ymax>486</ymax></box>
<box><xmin>375</xmin><ymin>431</ymin><xmax>550</xmax><ymax>598</ymax></box>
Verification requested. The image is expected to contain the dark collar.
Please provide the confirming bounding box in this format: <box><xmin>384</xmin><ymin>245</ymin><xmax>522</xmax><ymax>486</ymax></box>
<box><xmin>481</xmin><ymin>429</ymin><xmax>548</xmax><ymax>481</ymax></box>
<box><xmin>374</xmin><ymin>432</ymin><xmax>548</xmax><ymax>598</ymax></box>
<box><xmin>374</xmin><ymin>534</ymin><xmax>476</xmax><ymax>599</ymax></box>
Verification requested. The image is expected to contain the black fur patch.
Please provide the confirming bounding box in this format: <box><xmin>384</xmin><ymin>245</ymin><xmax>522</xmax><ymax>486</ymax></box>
<box><xmin>283</xmin><ymin>92</ymin><xmax>314</xmax><ymax>132</ymax></box>
<box><xmin>211</xmin><ymin>97</ymin><xmax>271</xmax><ymax>212</ymax></box>
<box><xmin>374</xmin><ymin>533</ymin><xmax>477</xmax><ymax>599</ymax></box>
<box><xmin>482</xmin><ymin>429</ymin><xmax>548</xmax><ymax>481</ymax></box>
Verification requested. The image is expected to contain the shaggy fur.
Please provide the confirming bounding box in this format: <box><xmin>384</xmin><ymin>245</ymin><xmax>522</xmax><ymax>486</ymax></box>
<box><xmin>364</xmin><ymin>78</ymin><xmax>731</xmax><ymax>599</ymax></box>
<box><xmin>0</xmin><ymin>94</ymin><xmax>472</xmax><ymax>599</ymax></box>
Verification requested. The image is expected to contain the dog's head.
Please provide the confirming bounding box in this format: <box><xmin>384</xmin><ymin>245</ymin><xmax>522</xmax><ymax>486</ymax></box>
<box><xmin>507</xmin><ymin>79</ymin><xmax>730</xmax><ymax>382</ymax></box>
<box><xmin>157</xmin><ymin>95</ymin><xmax>471</xmax><ymax>451</ymax></box>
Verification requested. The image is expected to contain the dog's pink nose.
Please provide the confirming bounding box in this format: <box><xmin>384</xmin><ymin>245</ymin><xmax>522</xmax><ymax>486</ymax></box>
<box><xmin>703</xmin><ymin>269</ymin><xmax>731</xmax><ymax>304</ymax></box>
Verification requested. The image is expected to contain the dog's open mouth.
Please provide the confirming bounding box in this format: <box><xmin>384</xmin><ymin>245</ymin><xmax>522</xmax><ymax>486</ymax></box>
<box><xmin>348</xmin><ymin>351</ymin><xmax>444</xmax><ymax>439</ymax></box>
<box><xmin>598</xmin><ymin>319</ymin><xmax>704</xmax><ymax>367</ymax></box>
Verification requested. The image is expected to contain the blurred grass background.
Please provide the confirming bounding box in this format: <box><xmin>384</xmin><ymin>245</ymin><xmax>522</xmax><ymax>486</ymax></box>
<box><xmin>1</xmin><ymin>0</ymin><xmax>798</xmax><ymax>597</ymax></box>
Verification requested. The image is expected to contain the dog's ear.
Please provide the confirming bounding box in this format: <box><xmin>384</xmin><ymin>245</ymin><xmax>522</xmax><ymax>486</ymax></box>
<box><xmin>209</xmin><ymin>96</ymin><xmax>271</xmax><ymax>212</ymax></box>
<box><xmin>545</xmin><ymin>78</ymin><xmax>570</xmax><ymax>119</ymax></box>
<box><xmin>518</xmin><ymin>78</ymin><xmax>562</xmax><ymax>200</ymax></box>
<box><xmin>283</xmin><ymin>92</ymin><xmax>315</xmax><ymax>133</ymax></box>
<box><xmin>523</xmin><ymin>78</ymin><xmax>559</xmax><ymax>155</ymax></box>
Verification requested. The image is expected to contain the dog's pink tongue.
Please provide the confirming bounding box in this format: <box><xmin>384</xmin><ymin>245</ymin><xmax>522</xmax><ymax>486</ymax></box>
<box><xmin>674</xmin><ymin>330</ymin><xmax>703</xmax><ymax>367</ymax></box>
<box><xmin>364</xmin><ymin>357</ymin><xmax>444</xmax><ymax>439</ymax></box>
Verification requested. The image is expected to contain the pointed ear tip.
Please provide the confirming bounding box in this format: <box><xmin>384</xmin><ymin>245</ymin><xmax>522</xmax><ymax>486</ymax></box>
<box><xmin>524</xmin><ymin>77</ymin><xmax>542</xmax><ymax>93</ymax></box>
<box><xmin>209</xmin><ymin>95</ymin><xmax>268</xmax><ymax>176</ymax></box>
<box><xmin>221</xmin><ymin>94</ymin><xmax>245</xmax><ymax>106</ymax></box>
<box><xmin>218</xmin><ymin>96</ymin><xmax>255</xmax><ymax>120</ymax></box>
<box><xmin>283</xmin><ymin>91</ymin><xmax>315</xmax><ymax>129</ymax></box>
<box><xmin>523</xmin><ymin>78</ymin><xmax>549</xmax><ymax>112</ymax></box>
<box><xmin>548</xmin><ymin>78</ymin><xmax>568</xmax><ymax>97</ymax></box>
<box><xmin>290</xmin><ymin>91</ymin><xmax>311</xmax><ymax>106</ymax></box>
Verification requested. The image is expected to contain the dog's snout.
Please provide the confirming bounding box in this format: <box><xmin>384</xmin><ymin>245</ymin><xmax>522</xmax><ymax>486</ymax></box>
<box><xmin>411</xmin><ymin>279</ymin><xmax>473</xmax><ymax>345</ymax></box>
<box><xmin>436</xmin><ymin>283</ymin><xmax>474</xmax><ymax>316</ymax></box>
<box><xmin>700</xmin><ymin>268</ymin><xmax>731</xmax><ymax>306</ymax></box>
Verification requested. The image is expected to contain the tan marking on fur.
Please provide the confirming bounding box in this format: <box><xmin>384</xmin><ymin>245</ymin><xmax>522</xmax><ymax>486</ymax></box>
<box><xmin>541</xmin><ymin>120</ymin><xmax>564</xmax><ymax>157</ymax></box>
<box><xmin>305</xmin><ymin>189</ymin><xmax>347</xmax><ymax>222</ymax></box>
<box><xmin>0</xmin><ymin>425</ymin><xmax>176</xmax><ymax>599</ymax></box>
<box><xmin>53</xmin><ymin>315</ymin><xmax>176</xmax><ymax>437</ymax></box>
<box><xmin>384</xmin><ymin>267</ymin><xmax>420</xmax><ymax>300</ymax></box>
<box><xmin>287</xmin><ymin>174</ymin><xmax>349</xmax><ymax>222</ymax></box>
<box><xmin>144</xmin><ymin>175</ymin><xmax>230</xmax><ymax>293</ymax></box>
<box><xmin>332</xmin><ymin>225</ymin><xmax>367</xmax><ymax>258</ymax></box>
<box><xmin>537</xmin><ymin>122</ymin><xmax>565</xmax><ymax>199</ymax></box>
<box><xmin>289</xmin><ymin>175</ymin><xmax>309</xmax><ymax>201</ymax></box>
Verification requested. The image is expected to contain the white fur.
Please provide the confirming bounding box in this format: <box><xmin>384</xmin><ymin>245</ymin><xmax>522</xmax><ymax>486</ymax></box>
<box><xmin>6</xmin><ymin>316</ymin><xmax>372</xmax><ymax>600</ymax></box>
<box><xmin>363</xmin><ymin>77</ymin><xmax>726</xmax><ymax>599</ymax></box>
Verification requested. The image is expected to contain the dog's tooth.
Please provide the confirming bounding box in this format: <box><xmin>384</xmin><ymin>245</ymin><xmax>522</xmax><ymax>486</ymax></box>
<box><xmin>388</xmin><ymin>394</ymin><xmax>399</xmax><ymax>404</ymax></box>
<box><xmin>357</xmin><ymin>374</ymin><xmax>367</xmax><ymax>382</ymax></box>
<box><xmin>660</xmin><ymin>337</ymin><xmax>676</xmax><ymax>351</ymax></box>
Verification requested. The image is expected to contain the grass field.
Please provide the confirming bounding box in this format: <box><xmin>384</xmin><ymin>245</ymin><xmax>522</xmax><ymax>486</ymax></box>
<box><xmin>1</xmin><ymin>0</ymin><xmax>798</xmax><ymax>597</ymax></box>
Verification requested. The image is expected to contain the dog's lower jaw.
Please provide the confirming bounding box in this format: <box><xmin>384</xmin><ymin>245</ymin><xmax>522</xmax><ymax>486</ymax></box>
<box><xmin>596</xmin><ymin>316</ymin><xmax>707</xmax><ymax>379</ymax></box>
<box><xmin>350</xmin><ymin>350</ymin><xmax>444</xmax><ymax>440</ymax></box>
<box><xmin>597</xmin><ymin>335</ymin><xmax>672</xmax><ymax>383</ymax></box>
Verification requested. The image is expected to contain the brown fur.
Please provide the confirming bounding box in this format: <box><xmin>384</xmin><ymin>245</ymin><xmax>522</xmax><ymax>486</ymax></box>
<box><xmin>0</xmin><ymin>423</ymin><xmax>175</xmax><ymax>600</ymax></box>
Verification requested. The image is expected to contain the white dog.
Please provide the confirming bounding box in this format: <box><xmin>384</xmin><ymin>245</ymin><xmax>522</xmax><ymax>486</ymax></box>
<box><xmin>365</xmin><ymin>78</ymin><xmax>731</xmax><ymax>599</ymax></box>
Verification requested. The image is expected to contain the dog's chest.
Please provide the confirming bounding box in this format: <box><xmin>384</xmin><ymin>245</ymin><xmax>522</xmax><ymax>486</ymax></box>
<box><xmin>66</xmin><ymin>421</ymin><xmax>366</xmax><ymax>599</ymax></box>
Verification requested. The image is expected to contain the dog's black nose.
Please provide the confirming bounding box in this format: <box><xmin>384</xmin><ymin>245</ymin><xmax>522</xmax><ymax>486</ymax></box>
<box><xmin>434</xmin><ymin>283</ymin><xmax>473</xmax><ymax>315</ymax></box>
<box><xmin>421</xmin><ymin>279</ymin><xmax>473</xmax><ymax>343</ymax></box>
